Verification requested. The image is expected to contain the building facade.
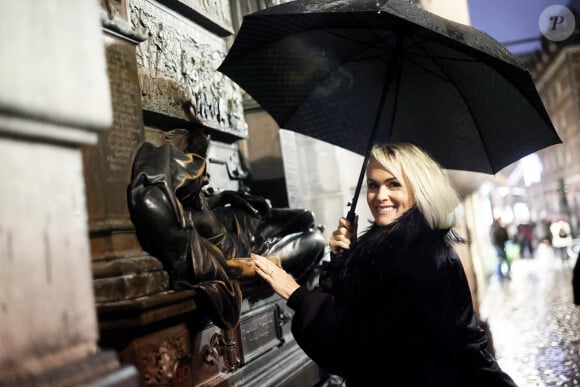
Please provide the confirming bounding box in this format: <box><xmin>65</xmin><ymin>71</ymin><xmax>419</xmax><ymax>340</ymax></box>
<box><xmin>528</xmin><ymin>43</ymin><xmax>580</xmax><ymax>235</ymax></box>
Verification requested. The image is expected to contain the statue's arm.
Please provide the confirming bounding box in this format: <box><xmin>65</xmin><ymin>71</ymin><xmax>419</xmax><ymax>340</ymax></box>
<box><xmin>206</xmin><ymin>190</ymin><xmax>271</xmax><ymax>216</ymax></box>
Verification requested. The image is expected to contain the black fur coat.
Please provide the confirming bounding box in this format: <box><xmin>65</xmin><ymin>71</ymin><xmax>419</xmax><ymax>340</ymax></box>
<box><xmin>287</xmin><ymin>207</ymin><xmax>517</xmax><ymax>386</ymax></box>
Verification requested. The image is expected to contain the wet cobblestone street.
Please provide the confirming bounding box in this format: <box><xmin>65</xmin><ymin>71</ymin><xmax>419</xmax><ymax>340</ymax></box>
<box><xmin>480</xmin><ymin>243</ymin><xmax>580</xmax><ymax>387</ymax></box>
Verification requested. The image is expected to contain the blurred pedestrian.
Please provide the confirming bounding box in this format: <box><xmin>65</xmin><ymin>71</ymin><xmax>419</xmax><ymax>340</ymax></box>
<box><xmin>517</xmin><ymin>222</ymin><xmax>535</xmax><ymax>258</ymax></box>
<box><xmin>550</xmin><ymin>219</ymin><xmax>572</xmax><ymax>261</ymax></box>
<box><xmin>491</xmin><ymin>217</ymin><xmax>511</xmax><ymax>280</ymax></box>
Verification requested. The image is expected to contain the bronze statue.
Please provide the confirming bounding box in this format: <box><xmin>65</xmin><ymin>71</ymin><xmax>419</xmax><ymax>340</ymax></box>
<box><xmin>127</xmin><ymin>140</ymin><xmax>325</xmax><ymax>330</ymax></box>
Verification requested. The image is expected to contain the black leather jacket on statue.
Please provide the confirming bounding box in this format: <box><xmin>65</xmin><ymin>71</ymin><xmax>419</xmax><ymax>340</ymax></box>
<box><xmin>287</xmin><ymin>207</ymin><xmax>517</xmax><ymax>387</ymax></box>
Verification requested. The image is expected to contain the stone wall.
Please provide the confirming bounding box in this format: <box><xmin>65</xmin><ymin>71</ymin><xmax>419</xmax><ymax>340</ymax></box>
<box><xmin>0</xmin><ymin>0</ymin><xmax>136</xmax><ymax>384</ymax></box>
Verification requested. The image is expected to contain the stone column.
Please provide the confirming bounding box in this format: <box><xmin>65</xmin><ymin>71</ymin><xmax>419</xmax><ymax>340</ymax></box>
<box><xmin>87</xmin><ymin>0</ymin><xmax>171</xmax><ymax>304</ymax></box>
<box><xmin>0</xmin><ymin>0</ymin><xmax>136</xmax><ymax>384</ymax></box>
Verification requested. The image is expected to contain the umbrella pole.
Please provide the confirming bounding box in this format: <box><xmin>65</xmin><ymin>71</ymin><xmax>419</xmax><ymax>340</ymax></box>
<box><xmin>346</xmin><ymin>36</ymin><xmax>403</xmax><ymax>240</ymax></box>
<box><xmin>321</xmin><ymin>37</ymin><xmax>403</xmax><ymax>291</ymax></box>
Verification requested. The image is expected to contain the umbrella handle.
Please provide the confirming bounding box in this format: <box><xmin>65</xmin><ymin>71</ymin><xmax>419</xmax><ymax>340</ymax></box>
<box><xmin>319</xmin><ymin>211</ymin><xmax>358</xmax><ymax>291</ymax></box>
<box><xmin>346</xmin><ymin>211</ymin><xmax>358</xmax><ymax>246</ymax></box>
<box><xmin>331</xmin><ymin>211</ymin><xmax>358</xmax><ymax>256</ymax></box>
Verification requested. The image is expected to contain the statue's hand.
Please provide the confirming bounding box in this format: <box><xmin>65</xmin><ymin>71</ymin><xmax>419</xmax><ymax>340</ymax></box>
<box><xmin>239</xmin><ymin>193</ymin><xmax>271</xmax><ymax>215</ymax></box>
<box><xmin>207</xmin><ymin>191</ymin><xmax>270</xmax><ymax>216</ymax></box>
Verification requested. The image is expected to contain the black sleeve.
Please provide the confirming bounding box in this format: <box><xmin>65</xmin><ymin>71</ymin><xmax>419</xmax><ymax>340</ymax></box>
<box><xmin>318</xmin><ymin>250</ymin><xmax>348</xmax><ymax>291</ymax></box>
<box><xmin>286</xmin><ymin>287</ymin><xmax>361</xmax><ymax>376</ymax></box>
<box><xmin>429</xmin><ymin>248</ymin><xmax>489</xmax><ymax>354</ymax></box>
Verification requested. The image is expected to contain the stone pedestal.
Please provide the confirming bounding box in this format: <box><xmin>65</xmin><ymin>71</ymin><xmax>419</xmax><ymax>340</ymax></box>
<box><xmin>98</xmin><ymin>291</ymin><xmax>322</xmax><ymax>387</ymax></box>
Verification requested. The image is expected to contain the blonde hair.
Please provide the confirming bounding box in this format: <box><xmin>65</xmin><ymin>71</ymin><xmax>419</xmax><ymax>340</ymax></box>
<box><xmin>369</xmin><ymin>142</ymin><xmax>460</xmax><ymax>230</ymax></box>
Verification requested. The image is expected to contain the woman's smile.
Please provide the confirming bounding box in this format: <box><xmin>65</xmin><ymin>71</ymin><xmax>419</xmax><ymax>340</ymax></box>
<box><xmin>366</xmin><ymin>159</ymin><xmax>415</xmax><ymax>226</ymax></box>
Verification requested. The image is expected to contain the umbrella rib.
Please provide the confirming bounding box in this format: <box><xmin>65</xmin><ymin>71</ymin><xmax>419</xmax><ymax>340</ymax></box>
<box><xmin>322</xmin><ymin>29</ymin><xmax>394</xmax><ymax>50</ymax></box>
<box><xmin>405</xmin><ymin>52</ymin><xmax>479</xmax><ymax>63</ymax></box>
<box><xmin>409</xmin><ymin>37</ymin><xmax>495</xmax><ymax>171</ymax></box>
<box><xmin>281</xmin><ymin>25</ymin><xmax>397</xmax><ymax>125</ymax></box>
<box><xmin>398</xmin><ymin>35</ymin><xmax>480</xmax><ymax>85</ymax></box>
<box><xmin>321</xmin><ymin>29</ymin><xmax>396</xmax><ymax>64</ymax></box>
<box><xmin>317</xmin><ymin>14</ymin><xmax>401</xmax><ymax>63</ymax></box>
<box><xmin>386</xmin><ymin>50</ymin><xmax>403</xmax><ymax>141</ymax></box>
<box><xmin>404</xmin><ymin>36</ymin><xmax>479</xmax><ymax>62</ymax></box>
<box><xmin>436</xmin><ymin>73</ymin><xmax>494</xmax><ymax>171</ymax></box>
<box><xmin>402</xmin><ymin>56</ymin><xmax>452</xmax><ymax>84</ymax></box>
<box><xmin>349</xmin><ymin>53</ymin><xmax>390</xmax><ymax>63</ymax></box>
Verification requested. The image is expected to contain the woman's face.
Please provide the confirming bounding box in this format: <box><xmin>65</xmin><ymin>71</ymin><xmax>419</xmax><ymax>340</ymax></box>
<box><xmin>366</xmin><ymin>158</ymin><xmax>416</xmax><ymax>226</ymax></box>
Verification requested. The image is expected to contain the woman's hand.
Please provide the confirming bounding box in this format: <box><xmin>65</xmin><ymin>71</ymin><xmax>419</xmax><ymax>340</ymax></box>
<box><xmin>251</xmin><ymin>253</ymin><xmax>300</xmax><ymax>300</ymax></box>
<box><xmin>329</xmin><ymin>217</ymin><xmax>352</xmax><ymax>253</ymax></box>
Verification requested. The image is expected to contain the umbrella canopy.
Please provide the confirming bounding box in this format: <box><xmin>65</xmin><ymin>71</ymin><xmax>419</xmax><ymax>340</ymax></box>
<box><xmin>218</xmin><ymin>0</ymin><xmax>561</xmax><ymax>218</ymax></box>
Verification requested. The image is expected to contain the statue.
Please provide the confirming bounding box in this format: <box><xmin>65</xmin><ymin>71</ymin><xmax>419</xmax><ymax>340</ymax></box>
<box><xmin>127</xmin><ymin>139</ymin><xmax>326</xmax><ymax>330</ymax></box>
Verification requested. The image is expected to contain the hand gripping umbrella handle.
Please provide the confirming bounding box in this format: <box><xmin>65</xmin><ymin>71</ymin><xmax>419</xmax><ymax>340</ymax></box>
<box><xmin>319</xmin><ymin>208</ymin><xmax>358</xmax><ymax>291</ymax></box>
<box><xmin>332</xmin><ymin>210</ymin><xmax>357</xmax><ymax>255</ymax></box>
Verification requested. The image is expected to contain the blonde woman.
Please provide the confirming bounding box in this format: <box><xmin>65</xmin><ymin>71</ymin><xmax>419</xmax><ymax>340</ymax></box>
<box><xmin>253</xmin><ymin>142</ymin><xmax>516</xmax><ymax>386</ymax></box>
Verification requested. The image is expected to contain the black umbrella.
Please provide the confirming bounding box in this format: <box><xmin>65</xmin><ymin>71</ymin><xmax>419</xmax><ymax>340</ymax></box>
<box><xmin>218</xmin><ymin>0</ymin><xmax>561</xmax><ymax>224</ymax></box>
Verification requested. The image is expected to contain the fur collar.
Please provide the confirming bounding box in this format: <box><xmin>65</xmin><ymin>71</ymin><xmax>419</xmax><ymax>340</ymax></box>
<box><xmin>352</xmin><ymin>206</ymin><xmax>459</xmax><ymax>257</ymax></box>
<box><xmin>337</xmin><ymin>206</ymin><xmax>462</xmax><ymax>304</ymax></box>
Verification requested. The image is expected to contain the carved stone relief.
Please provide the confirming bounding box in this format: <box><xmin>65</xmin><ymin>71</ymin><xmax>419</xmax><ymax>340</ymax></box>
<box><xmin>101</xmin><ymin>0</ymin><xmax>147</xmax><ymax>42</ymax></box>
<box><xmin>187</xmin><ymin>0</ymin><xmax>232</xmax><ymax>29</ymax></box>
<box><xmin>101</xmin><ymin>0</ymin><xmax>127</xmax><ymax>20</ymax></box>
<box><xmin>170</xmin><ymin>0</ymin><xmax>234</xmax><ymax>36</ymax></box>
<box><xmin>138</xmin><ymin>325</ymin><xmax>193</xmax><ymax>385</ymax></box>
<box><xmin>129</xmin><ymin>0</ymin><xmax>247</xmax><ymax>138</ymax></box>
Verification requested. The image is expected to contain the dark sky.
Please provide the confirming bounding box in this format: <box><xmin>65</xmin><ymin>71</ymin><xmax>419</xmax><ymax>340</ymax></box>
<box><xmin>467</xmin><ymin>0</ymin><xmax>572</xmax><ymax>54</ymax></box>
